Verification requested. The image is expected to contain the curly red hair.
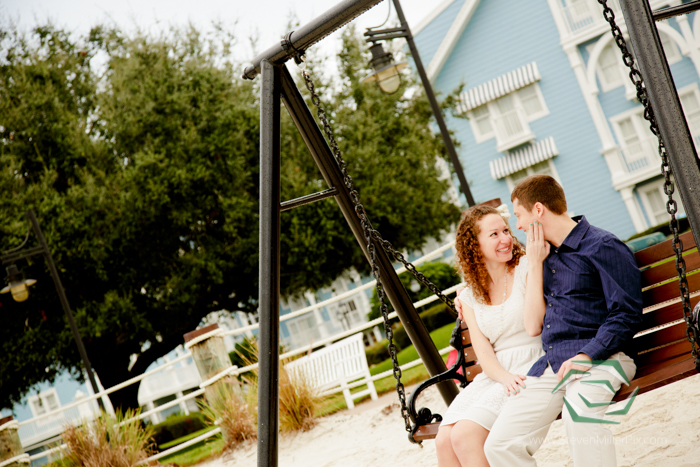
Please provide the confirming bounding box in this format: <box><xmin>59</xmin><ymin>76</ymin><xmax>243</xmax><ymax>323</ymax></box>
<box><xmin>455</xmin><ymin>205</ymin><xmax>524</xmax><ymax>305</ymax></box>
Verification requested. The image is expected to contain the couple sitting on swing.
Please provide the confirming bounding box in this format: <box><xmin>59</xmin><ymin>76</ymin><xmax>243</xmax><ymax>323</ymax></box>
<box><xmin>437</xmin><ymin>174</ymin><xmax>643</xmax><ymax>467</ymax></box>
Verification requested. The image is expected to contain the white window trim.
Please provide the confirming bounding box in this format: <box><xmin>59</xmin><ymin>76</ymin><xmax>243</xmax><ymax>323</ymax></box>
<box><xmin>678</xmin><ymin>82</ymin><xmax>700</xmax><ymax>149</ymax></box>
<box><xmin>467</xmin><ymin>108</ymin><xmax>495</xmax><ymax>144</ymax></box>
<box><xmin>609</xmin><ymin>105</ymin><xmax>648</xmax><ymax>142</ymax></box>
<box><xmin>678</xmin><ymin>82</ymin><xmax>700</xmax><ymax>101</ymax></box>
<box><xmin>521</xmin><ymin>83</ymin><xmax>550</xmax><ymax>122</ymax></box>
<box><xmin>661</xmin><ymin>31</ymin><xmax>683</xmax><ymax>66</ymax></box>
<box><xmin>638</xmin><ymin>178</ymin><xmax>685</xmax><ymax>227</ymax></box>
<box><xmin>588</xmin><ymin>30</ymin><xmax>680</xmax><ymax>96</ymax></box>
<box><xmin>505</xmin><ymin>159</ymin><xmax>562</xmax><ymax>192</ymax></box>
<box><xmin>638</xmin><ymin>182</ymin><xmax>665</xmax><ymax>227</ymax></box>
<box><xmin>466</xmin><ymin>83</ymin><xmax>548</xmax><ymax>150</ymax></box>
<box><xmin>609</xmin><ymin>105</ymin><xmax>660</xmax><ymax>173</ymax></box>
<box><xmin>27</xmin><ymin>388</ymin><xmax>61</xmax><ymax>419</ymax></box>
<box><xmin>587</xmin><ymin>42</ymin><xmax>625</xmax><ymax>94</ymax></box>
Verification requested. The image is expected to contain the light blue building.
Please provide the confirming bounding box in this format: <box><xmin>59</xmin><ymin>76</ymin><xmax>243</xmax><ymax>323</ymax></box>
<box><xmin>411</xmin><ymin>0</ymin><xmax>694</xmax><ymax>240</ymax></box>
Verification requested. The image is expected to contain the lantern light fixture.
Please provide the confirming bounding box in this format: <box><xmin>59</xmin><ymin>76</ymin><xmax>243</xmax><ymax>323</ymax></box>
<box><xmin>0</xmin><ymin>264</ymin><xmax>36</xmax><ymax>302</ymax></box>
<box><xmin>362</xmin><ymin>42</ymin><xmax>408</xmax><ymax>95</ymax></box>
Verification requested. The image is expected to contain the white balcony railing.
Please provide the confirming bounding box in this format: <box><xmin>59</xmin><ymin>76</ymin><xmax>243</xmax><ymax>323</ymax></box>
<box><xmin>561</xmin><ymin>0</ymin><xmax>621</xmax><ymax>35</ymax></box>
<box><xmin>139</xmin><ymin>362</ymin><xmax>201</xmax><ymax>403</ymax></box>
<box><xmin>620</xmin><ymin>137</ymin><xmax>658</xmax><ymax>173</ymax></box>
<box><xmin>494</xmin><ymin>109</ymin><xmax>535</xmax><ymax>151</ymax></box>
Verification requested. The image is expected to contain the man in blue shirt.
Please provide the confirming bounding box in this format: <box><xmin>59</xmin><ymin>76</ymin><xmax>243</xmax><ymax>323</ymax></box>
<box><xmin>484</xmin><ymin>175</ymin><xmax>643</xmax><ymax>467</ymax></box>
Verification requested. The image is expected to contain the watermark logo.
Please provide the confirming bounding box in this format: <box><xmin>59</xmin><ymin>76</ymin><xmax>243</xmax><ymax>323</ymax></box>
<box><xmin>552</xmin><ymin>360</ymin><xmax>638</xmax><ymax>424</ymax></box>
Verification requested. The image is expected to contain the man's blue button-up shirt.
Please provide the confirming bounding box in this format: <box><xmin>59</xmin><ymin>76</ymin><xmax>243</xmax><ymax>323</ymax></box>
<box><xmin>527</xmin><ymin>216</ymin><xmax>643</xmax><ymax>377</ymax></box>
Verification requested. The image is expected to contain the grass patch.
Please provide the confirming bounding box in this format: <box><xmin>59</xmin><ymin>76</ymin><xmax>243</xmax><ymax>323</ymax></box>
<box><xmin>158</xmin><ymin>426</ymin><xmax>218</xmax><ymax>450</ymax></box>
<box><xmin>157</xmin><ymin>435</ymin><xmax>225</xmax><ymax>466</ymax></box>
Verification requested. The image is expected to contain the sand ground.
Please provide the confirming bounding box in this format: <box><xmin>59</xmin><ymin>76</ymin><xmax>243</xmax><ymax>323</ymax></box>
<box><xmin>196</xmin><ymin>373</ymin><xmax>700</xmax><ymax>467</ymax></box>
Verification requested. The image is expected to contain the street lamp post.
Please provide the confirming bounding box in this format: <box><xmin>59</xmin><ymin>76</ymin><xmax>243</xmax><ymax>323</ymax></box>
<box><xmin>363</xmin><ymin>0</ymin><xmax>476</xmax><ymax>207</ymax></box>
<box><xmin>1</xmin><ymin>210</ymin><xmax>104</xmax><ymax>411</ymax></box>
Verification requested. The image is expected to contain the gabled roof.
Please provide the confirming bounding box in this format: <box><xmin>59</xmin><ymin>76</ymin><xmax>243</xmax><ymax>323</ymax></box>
<box><xmin>413</xmin><ymin>0</ymin><xmax>482</xmax><ymax>82</ymax></box>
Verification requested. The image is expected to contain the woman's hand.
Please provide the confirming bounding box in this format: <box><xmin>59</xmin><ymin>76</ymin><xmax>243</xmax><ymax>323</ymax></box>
<box><xmin>526</xmin><ymin>221</ymin><xmax>550</xmax><ymax>264</ymax></box>
<box><xmin>455</xmin><ymin>287</ymin><xmax>465</xmax><ymax>321</ymax></box>
<box><xmin>499</xmin><ymin>372</ymin><xmax>527</xmax><ymax>396</ymax></box>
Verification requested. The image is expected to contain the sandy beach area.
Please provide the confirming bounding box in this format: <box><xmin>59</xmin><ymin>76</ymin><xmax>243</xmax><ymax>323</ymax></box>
<box><xmin>197</xmin><ymin>372</ymin><xmax>700</xmax><ymax>467</ymax></box>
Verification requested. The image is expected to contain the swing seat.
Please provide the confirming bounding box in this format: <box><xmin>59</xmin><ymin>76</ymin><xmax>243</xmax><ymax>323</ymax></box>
<box><xmin>411</xmin><ymin>230</ymin><xmax>700</xmax><ymax>442</ymax></box>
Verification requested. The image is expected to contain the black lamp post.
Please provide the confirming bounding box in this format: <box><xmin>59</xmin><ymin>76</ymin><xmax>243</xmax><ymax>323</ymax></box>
<box><xmin>363</xmin><ymin>0</ymin><xmax>475</xmax><ymax>206</ymax></box>
<box><xmin>1</xmin><ymin>210</ymin><xmax>104</xmax><ymax>411</ymax></box>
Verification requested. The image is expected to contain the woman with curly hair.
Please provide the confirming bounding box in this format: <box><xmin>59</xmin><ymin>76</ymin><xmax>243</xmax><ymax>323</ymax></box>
<box><xmin>435</xmin><ymin>204</ymin><xmax>549</xmax><ymax>467</ymax></box>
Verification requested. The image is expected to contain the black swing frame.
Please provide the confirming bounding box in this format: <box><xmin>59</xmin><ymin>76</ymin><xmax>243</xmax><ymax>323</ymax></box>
<box><xmin>246</xmin><ymin>0</ymin><xmax>700</xmax><ymax>464</ymax></box>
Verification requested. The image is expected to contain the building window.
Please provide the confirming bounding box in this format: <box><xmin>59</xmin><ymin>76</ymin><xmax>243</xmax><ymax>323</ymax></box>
<box><xmin>660</xmin><ymin>32</ymin><xmax>682</xmax><ymax>65</ymax></box>
<box><xmin>679</xmin><ymin>84</ymin><xmax>700</xmax><ymax>149</ymax></box>
<box><xmin>597</xmin><ymin>43</ymin><xmax>625</xmax><ymax>91</ymax></box>
<box><xmin>467</xmin><ymin>83</ymin><xmax>548</xmax><ymax>151</ymax></box>
<box><xmin>639</xmin><ymin>179</ymin><xmax>686</xmax><ymax>226</ymax></box>
<box><xmin>610</xmin><ymin>108</ymin><xmax>657</xmax><ymax>173</ymax></box>
<box><xmin>471</xmin><ymin>105</ymin><xmax>493</xmax><ymax>139</ymax></box>
<box><xmin>288</xmin><ymin>315</ymin><xmax>321</xmax><ymax>347</ymax></box>
<box><xmin>518</xmin><ymin>85</ymin><xmax>545</xmax><ymax>117</ymax></box>
<box><xmin>28</xmin><ymin>389</ymin><xmax>61</xmax><ymax>418</ymax></box>
<box><xmin>335</xmin><ymin>300</ymin><xmax>363</xmax><ymax>331</ymax></box>
<box><xmin>592</xmin><ymin>31</ymin><xmax>680</xmax><ymax>93</ymax></box>
<box><xmin>505</xmin><ymin>160</ymin><xmax>560</xmax><ymax>192</ymax></box>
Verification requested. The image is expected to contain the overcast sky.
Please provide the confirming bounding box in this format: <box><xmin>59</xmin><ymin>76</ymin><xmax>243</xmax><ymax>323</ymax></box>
<box><xmin>2</xmin><ymin>0</ymin><xmax>436</xmax><ymax>69</ymax></box>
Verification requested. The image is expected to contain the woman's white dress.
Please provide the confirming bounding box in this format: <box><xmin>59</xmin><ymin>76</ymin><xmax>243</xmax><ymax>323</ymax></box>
<box><xmin>440</xmin><ymin>255</ymin><xmax>544</xmax><ymax>430</ymax></box>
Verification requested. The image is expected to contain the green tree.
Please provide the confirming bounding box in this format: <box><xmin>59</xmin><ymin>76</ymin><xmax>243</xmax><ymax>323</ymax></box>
<box><xmin>0</xmin><ymin>23</ymin><xmax>461</xmax><ymax>410</ymax></box>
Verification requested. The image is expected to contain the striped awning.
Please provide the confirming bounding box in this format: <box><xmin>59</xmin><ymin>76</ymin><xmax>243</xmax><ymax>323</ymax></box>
<box><xmin>489</xmin><ymin>137</ymin><xmax>559</xmax><ymax>180</ymax></box>
<box><xmin>456</xmin><ymin>62</ymin><xmax>542</xmax><ymax>113</ymax></box>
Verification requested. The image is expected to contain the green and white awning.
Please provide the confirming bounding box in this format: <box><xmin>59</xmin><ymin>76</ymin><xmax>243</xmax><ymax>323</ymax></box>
<box><xmin>489</xmin><ymin>137</ymin><xmax>558</xmax><ymax>180</ymax></box>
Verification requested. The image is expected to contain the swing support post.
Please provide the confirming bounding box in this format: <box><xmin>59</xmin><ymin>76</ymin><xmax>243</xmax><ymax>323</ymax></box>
<box><xmin>258</xmin><ymin>59</ymin><xmax>282</xmax><ymax>467</ymax></box>
<box><xmin>618</xmin><ymin>0</ymin><xmax>700</xmax><ymax>248</ymax></box>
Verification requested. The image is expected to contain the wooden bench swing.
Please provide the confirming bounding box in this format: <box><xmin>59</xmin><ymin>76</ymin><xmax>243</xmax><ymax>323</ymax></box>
<box><xmin>409</xmin><ymin>231</ymin><xmax>700</xmax><ymax>442</ymax></box>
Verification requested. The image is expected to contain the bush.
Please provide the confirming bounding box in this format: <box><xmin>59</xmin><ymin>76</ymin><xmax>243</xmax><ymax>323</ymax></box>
<box><xmin>151</xmin><ymin>412</ymin><xmax>208</xmax><ymax>447</ymax></box>
<box><xmin>391</xmin><ymin>324</ymin><xmax>411</xmax><ymax>351</ymax></box>
<box><xmin>201</xmin><ymin>382</ymin><xmax>257</xmax><ymax>451</ymax></box>
<box><xmin>371</xmin><ymin>303</ymin><xmax>457</xmax><ymax>358</ymax></box>
<box><xmin>60</xmin><ymin>409</ymin><xmax>153</xmax><ymax>467</ymax></box>
<box><xmin>228</xmin><ymin>336</ymin><xmax>258</xmax><ymax>368</ymax></box>
<box><xmin>279</xmin><ymin>363</ymin><xmax>323</xmax><ymax>432</ymax></box>
<box><xmin>420</xmin><ymin>303</ymin><xmax>457</xmax><ymax>331</ymax></box>
<box><xmin>365</xmin><ymin>339</ymin><xmax>391</xmax><ymax>366</ymax></box>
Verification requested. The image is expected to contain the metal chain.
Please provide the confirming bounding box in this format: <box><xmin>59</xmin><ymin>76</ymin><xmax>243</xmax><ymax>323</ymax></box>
<box><xmin>599</xmin><ymin>0</ymin><xmax>699</xmax><ymax>360</ymax></box>
<box><xmin>298</xmin><ymin>60</ymin><xmax>458</xmax><ymax>434</ymax></box>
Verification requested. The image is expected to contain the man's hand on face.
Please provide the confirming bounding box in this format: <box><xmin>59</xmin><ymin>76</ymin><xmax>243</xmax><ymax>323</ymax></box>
<box><xmin>556</xmin><ymin>353</ymin><xmax>593</xmax><ymax>382</ymax></box>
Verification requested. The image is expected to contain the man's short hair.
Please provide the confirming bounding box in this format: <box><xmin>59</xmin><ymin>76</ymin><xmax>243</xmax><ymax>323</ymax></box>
<box><xmin>511</xmin><ymin>175</ymin><xmax>567</xmax><ymax>215</ymax></box>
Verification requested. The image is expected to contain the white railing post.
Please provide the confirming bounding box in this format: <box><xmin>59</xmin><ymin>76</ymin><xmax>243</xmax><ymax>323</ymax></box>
<box><xmin>183</xmin><ymin>323</ymin><xmax>237</xmax><ymax>441</ymax></box>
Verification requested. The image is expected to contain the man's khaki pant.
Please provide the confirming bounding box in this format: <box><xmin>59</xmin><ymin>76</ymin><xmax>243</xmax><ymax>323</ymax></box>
<box><xmin>484</xmin><ymin>352</ymin><xmax>636</xmax><ymax>467</ymax></box>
